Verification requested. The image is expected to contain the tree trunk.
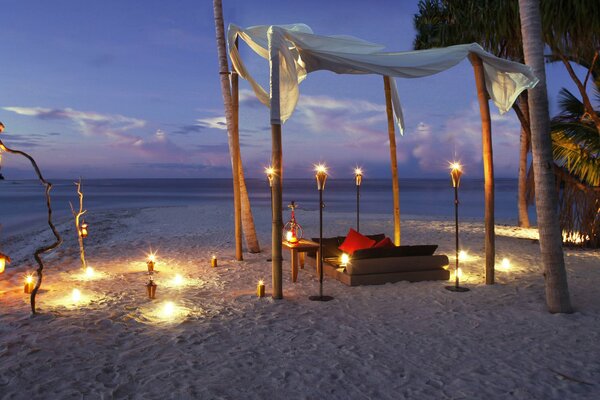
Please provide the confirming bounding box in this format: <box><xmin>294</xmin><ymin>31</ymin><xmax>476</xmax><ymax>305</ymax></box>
<box><xmin>213</xmin><ymin>0</ymin><xmax>242</xmax><ymax>260</ymax></box>
<box><xmin>231</xmin><ymin>45</ymin><xmax>261</xmax><ymax>254</ymax></box>
<box><xmin>519</xmin><ymin>0</ymin><xmax>573</xmax><ymax>313</ymax></box>
<box><xmin>468</xmin><ymin>53</ymin><xmax>495</xmax><ymax>285</ymax></box>
<box><xmin>383</xmin><ymin>76</ymin><xmax>401</xmax><ymax>245</ymax></box>
<box><xmin>517</xmin><ymin>93</ymin><xmax>531</xmax><ymax>228</ymax></box>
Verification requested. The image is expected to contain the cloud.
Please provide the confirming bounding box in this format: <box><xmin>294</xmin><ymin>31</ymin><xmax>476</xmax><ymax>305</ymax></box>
<box><xmin>196</xmin><ymin>116</ymin><xmax>227</xmax><ymax>130</ymax></box>
<box><xmin>173</xmin><ymin>124</ymin><xmax>204</xmax><ymax>135</ymax></box>
<box><xmin>3</xmin><ymin>106</ymin><xmax>146</xmax><ymax>144</ymax></box>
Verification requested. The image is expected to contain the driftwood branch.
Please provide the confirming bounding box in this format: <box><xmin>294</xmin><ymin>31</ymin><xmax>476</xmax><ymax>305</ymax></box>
<box><xmin>0</xmin><ymin>131</ymin><xmax>62</xmax><ymax>314</ymax></box>
<box><xmin>70</xmin><ymin>178</ymin><xmax>87</xmax><ymax>269</ymax></box>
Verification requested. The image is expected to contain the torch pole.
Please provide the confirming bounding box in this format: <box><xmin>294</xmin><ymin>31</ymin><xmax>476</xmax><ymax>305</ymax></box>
<box><xmin>356</xmin><ymin>183</ymin><xmax>360</xmax><ymax>233</ymax></box>
<box><xmin>454</xmin><ymin>185</ymin><xmax>459</xmax><ymax>288</ymax></box>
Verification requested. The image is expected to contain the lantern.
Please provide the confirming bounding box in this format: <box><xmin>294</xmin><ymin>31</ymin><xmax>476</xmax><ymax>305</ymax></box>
<box><xmin>0</xmin><ymin>252</ymin><xmax>10</xmax><ymax>274</ymax></box>
<box><xmin>146</xmin><ymin>276</ymin><xmax>157</xmax><ymax>299</ymax></box>
<box><xmin>265</xmin><ymin>166</ymin><xmax>275</xmax><ymax>188</ymax></box>
<box><xmin>80</xmin><ymin>221</ymin><xmax>88</xmax><ymax>238</ymax></box>
<box><xmin>24</xmin><ymin>274</ymin><xmax>35</xmax><ymax>294</ymax></box>
<box><xmin>283</xmin><ymin>201</ymin><xmax>303</xmax><ymax>243</ymax></box>
<box><xmin>211</xmin><ymin>254</ymin><xmax>218</xmax><ymax>268</ymax></box>
<box><xmin>340</xmin><ymin>253</ymin><xmax>350</xmax><ymax>268</ymax></box>
<box><xmin>147</xmin><ymin>252</ymin><xmax>156</xmax><ymax>273</ymax></box>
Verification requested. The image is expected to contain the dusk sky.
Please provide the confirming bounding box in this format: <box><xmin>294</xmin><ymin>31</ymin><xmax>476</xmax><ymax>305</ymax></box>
<box><xmin>0</xmin><ymin>0</ymin><xmax>583</xmax><ymax>179</ymax></box>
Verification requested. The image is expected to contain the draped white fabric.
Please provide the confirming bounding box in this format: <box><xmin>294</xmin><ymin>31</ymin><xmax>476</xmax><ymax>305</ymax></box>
<box><xmin>228</xmin><ymin>23</ymin><xmax>538</xmax><ymax>132</ymax></box>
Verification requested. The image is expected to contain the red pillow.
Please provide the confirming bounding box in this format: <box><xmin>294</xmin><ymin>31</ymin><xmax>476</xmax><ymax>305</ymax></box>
<box><xmin>373</xmin><ymin>237</ymin><xmax>395</xmax><ymax>248</ymax></box>
<box><xmin>338</xmin><ymin>229</ymin><xmax>376</xmax><ymax>255</ymax></box>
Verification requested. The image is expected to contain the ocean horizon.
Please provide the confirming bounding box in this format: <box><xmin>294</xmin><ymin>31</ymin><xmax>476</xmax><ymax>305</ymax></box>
<box><xmin>0</xmin><ymin>178</ymin><xmax>535</xmax><ymax>234</ymax></box>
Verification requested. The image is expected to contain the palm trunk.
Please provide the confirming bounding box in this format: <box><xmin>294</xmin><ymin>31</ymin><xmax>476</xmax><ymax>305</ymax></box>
<box><xmin>519</xmin><ymin>0</ymin><xmax>572</xmax><ymax>313</ymax></box>
<box><xmin>231</xmin><ymin>50</ymin><xmax>261</xmax><ymax>254</ymax></box>
<box><xmin>213</xmin><ymin>0</ymin><xmax>242</xmax><ymax>260</ymax></box>
<box><xmin>518</xmin><ymin>94</ymin><xmax>531</xmax><ymax>227</ymax></box>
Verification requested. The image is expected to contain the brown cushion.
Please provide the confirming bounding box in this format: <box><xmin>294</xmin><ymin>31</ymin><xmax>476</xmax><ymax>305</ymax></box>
<box><xmin>347</xmin><ymin>255</ymin><xmax>449</xmax><ymax>275</ymax></box>
<box><xmin>352</xmin><ymin>245</ymin><xmax>438</xmax><ymax>260</ymax></box>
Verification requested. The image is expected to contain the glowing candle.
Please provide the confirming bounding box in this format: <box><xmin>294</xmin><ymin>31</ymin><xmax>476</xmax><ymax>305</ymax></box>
<box><xmin>458</xmin><ymin>250</ymin><xmax>469</xmax><ymax>262</ymax></box>
<box><xmin>160</xmin><ymin>301</ymin><xmax>175</xmax><ymax>318</ymax></box>
<box><xmin>85</xmin><ymin>266</ymin><xmax>95</xmax><ymax>278</ymax></box>
<box><xmin>0</xmin><ymin>252</ymin><xmax>10</xmax><ymax>274</ymax></box>
<box><xmin>72</xmin><ymin>289</ymin><xmax>82</xmax><ymax>303</ymax></box>
<box><xmin>24</xmin><ymin>274</ymin><xmax>35</xmax><ymax>294</ymax></box>
<box><xmin>340</xmin><ymin>253</ymin><xmax>350</xmax><ymax>267</ymax></box>
<box><xmin>286</xmin><ymin>230</ymin><xmax>293</xmax><ymax>242</ymax></box>
<box><xmin>147</xmin><ymin>252</ymin><xmax>156</xmax><ymax>272</ymax></box>
<box><xmin>211</xmin><ymin>255</ymin><xmax>217</xmax><ymax>268</ymax></box>
<box><xmin>500</xmin><ymin>258</ymin><xmax>511</xmax><ymax>271</ymax></box>
<box><xmin>257</xmin><ymin>280</ymin><xmax>265</xmax><ymax>298</ymax></box>
<box><xmin>173</xmin><ymin>274</ymin><xmax>184</xmax><ymax>286</ymax></box>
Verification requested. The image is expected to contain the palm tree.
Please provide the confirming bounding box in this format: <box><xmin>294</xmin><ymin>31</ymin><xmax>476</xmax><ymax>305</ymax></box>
<box><xmin>213</xmin><ymin>0</ymin><xmax>260</xmax><ymax>259</ymax></box>
<box><xmin>551</xmin><ymin>83</ymin><xmax>600</xmax><ymax>247</ymax></box>
<box><xmin>519</xmin><ymin>0</ymin><xmax>572</xmax><ymax>313</ymax></box>
<box><xmin>414</xmin><ymin>0</ymin><xmax>531</xmax><ymax>227</ymax></box>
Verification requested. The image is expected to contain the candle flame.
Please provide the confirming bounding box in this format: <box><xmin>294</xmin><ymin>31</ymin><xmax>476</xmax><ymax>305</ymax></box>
<box><xmin>25</xmin><ymin>274</ymin><xmax>34</xmax><ymax>284</ymax></box>
<box><xmin>147</xmin><ymin>251</ymin><xmax>157</xmax><ymax>263</ymax></box>
<box><xmin>340</xmin><ymin>253</ymin><xmax>350</xmax><ymax>266</ymax></box>
<box><xmin>265</xmin><ymin>166</ymin><xmax>275</xmax><ymax>176</ymax></box>
<box><xmin>212</xmin><ymin>254</ymin><xmax>216</xmax><ymax>260</ymax></box>
<box><xmin>499</xmin><ymin>258</ymin><xmax>511</xmax><ymax>271</ymax></box>
<box><xmin>72</xmin><ymin>289</ymin><xmax>82</xmax><ymax>303</ymax></box>
<box><xmin>160</xmin><ymin>301</ymin><xmax>176</xmax><ymax>318</ymax></box>
<box><xmin>258</xmin><ymin>280</ymin><xmax>264</xmax><ymax>286</ymax></box>
<box><xmin>85</xmin><ymin>266</ymin><xmax>95</xmax><ymax>278</ymax></box>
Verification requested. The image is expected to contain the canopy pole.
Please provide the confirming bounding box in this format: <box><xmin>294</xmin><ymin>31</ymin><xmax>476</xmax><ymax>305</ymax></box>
<box><xmin>231</xmin><ymin>39</ymin><xmax>243</xmax><ymax>261</ymax></box>
<box><xmin>383</xmin><ymin>76</ymin><xmax>401</xmax><ymax>245</ymax></box>
<box><xmin>269</xmin><ymin>28</ymin><xmax>283</xmax><ymax>299</ymax></box>
<box><xmin>468</xmin><ymin>53</ymin><xmax>495</xmax><ymax>285</ymax></box>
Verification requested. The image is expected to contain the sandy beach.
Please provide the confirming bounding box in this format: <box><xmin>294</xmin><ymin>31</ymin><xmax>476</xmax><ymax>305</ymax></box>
<box><xmin>0</xmin><ymin>202</ymin><xmax>599</xmax><ymax>399</ymax></box>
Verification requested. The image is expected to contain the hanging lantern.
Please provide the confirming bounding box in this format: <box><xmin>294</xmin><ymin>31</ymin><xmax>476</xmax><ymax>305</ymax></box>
<box><xmin>283</xmin><ymin>201</ymin><xmax>303</xmax><ymax>243</ymax></box>
<box><xmin>0</xmin><ymin>252</ymin><xmax>10</xmax><ymax>274</ymax></box>
<box><xmin>80</xmin><ymin>221</ymin><xmax>89</xmax><ymax>238</ymax></box>
<box><xmin>24</xmin><ymin>274</ymin><xmax>35</xmax><ymax>294</ymax></box>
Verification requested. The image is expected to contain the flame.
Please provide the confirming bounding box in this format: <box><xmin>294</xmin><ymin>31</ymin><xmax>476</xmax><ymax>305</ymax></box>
<box><xmin>354</xmin><ymin>167</ymin><xmax>363</xmax><ymax>176</ymax></box>
<box><xmin>85</xmin><ymin>266</ymin><xmax>95</xmax><ymax>278</ymax></box>
<box><xmin>449</xmin><ymin>161</ymin><xmax>462</xmax><ymax>172</ymax></box>
<box><xmin>72</xmin><ymin>289</ymin><xmax>82</xmax><ymax>303</ymax></box>
<box><xmin>314</xmin><ymin>163</ymin><xmax>328</xmax><ymax>174</ymax></box>
<box><xmin>265</xmin><ymin>166</ymin><xmax>275</xmax><ymax>176</ymax></box>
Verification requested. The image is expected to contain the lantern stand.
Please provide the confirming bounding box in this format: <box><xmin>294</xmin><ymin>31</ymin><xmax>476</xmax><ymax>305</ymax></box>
<box><xmin>283</xmin><ymin>201</ymin><xmax>303</xmax><ymax>243</ymax></box>
<box><xmin>354</xmin><ymin>168</ymin><xmax>363</xmax><ymax>232</ymax></box>
<box><xmin>309</xmin><ymin>164</ymin><xmax>334</xmax><ymax>302</ymax></box>
<box><xmin>446</xmin><ymin>162</ymin><xmax>469</xmax><ymax>293</ymax></box>
<box><xmin>0</xmin><ymin>121</ymin><xmax>62</xmax><ymax>314</ymax></box>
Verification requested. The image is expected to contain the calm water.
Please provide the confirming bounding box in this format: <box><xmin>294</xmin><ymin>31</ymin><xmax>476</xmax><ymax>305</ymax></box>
<box><xmin>0</xmin><ymin>178</ymin><xmax>533</xmax><ymax>232</ymax></box>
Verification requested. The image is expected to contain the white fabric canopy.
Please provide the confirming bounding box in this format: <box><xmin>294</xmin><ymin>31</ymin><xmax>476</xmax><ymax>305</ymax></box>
<box><xmin>228</xmin><ymin>23</ymin><xmax>539</xmax><ymax>133</ymax></box>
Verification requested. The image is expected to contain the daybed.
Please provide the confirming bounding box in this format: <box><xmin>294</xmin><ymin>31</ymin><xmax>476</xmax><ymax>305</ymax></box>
<box><xmin>305</xmin><ymin>234</ymin><xmax>450</xmax><ymax>286</ymax></box>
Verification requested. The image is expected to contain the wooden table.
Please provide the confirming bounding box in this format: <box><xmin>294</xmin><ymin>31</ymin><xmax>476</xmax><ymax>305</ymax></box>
<box><xmin>282</xmin><ymin>239</ymin><xmax>321</xmax><ymax>282</ymax></box>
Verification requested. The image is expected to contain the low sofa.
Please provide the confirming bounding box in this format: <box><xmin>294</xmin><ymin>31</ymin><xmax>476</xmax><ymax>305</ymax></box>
<box><xmin>305</xmin><ymin>234</ymin><xmax>450</xmax><ymax>286</ymax></box>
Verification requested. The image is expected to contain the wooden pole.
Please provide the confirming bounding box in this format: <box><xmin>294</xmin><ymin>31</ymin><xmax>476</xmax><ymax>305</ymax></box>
<box><xmin>269</xmin><ymin>28</ymin><xmax>283</xmax><ymax>299</ymax></box>
<box><xmin>468</xmin><ymin>53</ymin><xmax>495</xmax><ymax>285</ymax></box>
<box><xmin>383</xmin><ymin>76</ymin><xmax>401</xmax><ymax>245</ymax></box>
<box><xmin>231</xmin><ymin>38</ymin><xmax>243</xmax><ymax>261</ymax></box>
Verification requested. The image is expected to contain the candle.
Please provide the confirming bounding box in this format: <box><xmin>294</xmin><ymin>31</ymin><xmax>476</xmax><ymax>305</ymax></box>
<box><xmin>80</xmin><ymin>222</ymin><xmax>89</xmax><ymax>238</ymax></box>
<box><xmin>146</xmin><ymin>276</ymin><xmax>157</xmax><ymax>299</ymax></box>
<box><xmin>257</xmin><ymin>280</ymin><xmax>265</xmax><ymax>298</ymax></box>
<box><xmin>211</xmin><ymin>255</ymin><xmax>218</xmax><ymax>268</ymax></box>
<box><xmin>500</xmin><ymin>258</ymin><xmax>511</xmax><ymax>271</ymax></box>
<box><xmin>340</xmin><ymin>253</ymin><xmax>350</xmax><ymax>267</ymax></box>
<box><xmin>85</xmin><ymin>266</ymin><xmax>95</xmax><ymax>278</ymax></box>
<box><xmin>147</xmin><ymin>252</ymin><xmax>156</xmax><ymax>272</ymax></box>
<box><xmin>286</xmin><ymin>230</ymin><xmax>293</xmax><ymax>242</ymax></box>
<box><xmin>172</xmin><ymin>274</ymin><xmax>184</xmax><ymax>286</ymax></box>
<box><xmin>0</xmin><ymin>252</ymin><xmax>11</xmax><ymax>274</ymax></box>
<box><xmin>72</xmin><ymin>289</ymin><xmax>82</xmax><ymax>303</ymax></box>
<box><xmin>24</xmin><ymin>274</ymin><xmax>35</xmax><ymax>294</ymax></box>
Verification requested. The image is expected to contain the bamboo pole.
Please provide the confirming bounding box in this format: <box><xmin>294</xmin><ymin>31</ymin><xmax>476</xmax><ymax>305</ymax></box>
<box><xmin>468</xmin><ymin>53</ymin><xmax>495</xmax><ymax>285</ymax></box>
<box><xmin>383</xmin><ymin>76</ymin><xmax>401</xmax><ymax>245</ymax></box>
<box><xmin>269</xmin><ymin>28</ymin><xmax>283</xmax><ymax>299</ymax></box>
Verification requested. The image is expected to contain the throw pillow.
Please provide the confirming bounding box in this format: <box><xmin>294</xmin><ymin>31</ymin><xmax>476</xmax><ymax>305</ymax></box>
<box><xmin>373</xmin><ymin>237</ymin><xmax>395</xmax><ymax>248</ymax></box>
<box><xmin>338</xmin><ymin>228</ymin><xmax>376</xmax><ymax>255</ymax></box>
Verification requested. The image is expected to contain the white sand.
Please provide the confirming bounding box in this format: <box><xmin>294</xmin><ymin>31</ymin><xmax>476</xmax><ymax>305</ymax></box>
<box><xmin>1</xmin><ymin>202</ymin><xmax>599</xmax><ymax>399</ymax></box>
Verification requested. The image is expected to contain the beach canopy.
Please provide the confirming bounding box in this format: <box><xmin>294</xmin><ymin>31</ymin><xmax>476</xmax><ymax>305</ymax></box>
<box><xmin>226</xmin><ymin>22</ymin><xmax>540</xmax><ymax>298</ymax></box>
<box><xmin>228</xmin><ymin>23</ymin><xmax>539</xmax><ymax>131</ymax></box>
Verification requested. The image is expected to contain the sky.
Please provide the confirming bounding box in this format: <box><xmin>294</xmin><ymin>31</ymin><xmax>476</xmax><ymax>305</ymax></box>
<box><xmin>0</xmin><ymin>0</ymin><xmax>584</xmax><ymax>179</ymax></box>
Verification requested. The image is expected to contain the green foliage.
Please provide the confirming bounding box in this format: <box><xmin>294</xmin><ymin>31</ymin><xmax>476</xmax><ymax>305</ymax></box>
<box><xmin>551</xmin><ymin>87</ymin><xmax>600</xmax><ymax>187</ymax></box>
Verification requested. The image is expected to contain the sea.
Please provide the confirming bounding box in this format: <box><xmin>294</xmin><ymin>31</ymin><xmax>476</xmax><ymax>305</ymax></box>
<box><xmin>0</xmin><ymin>178</ymin><xmax>534</xmax><ymax>233</ymax></box>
